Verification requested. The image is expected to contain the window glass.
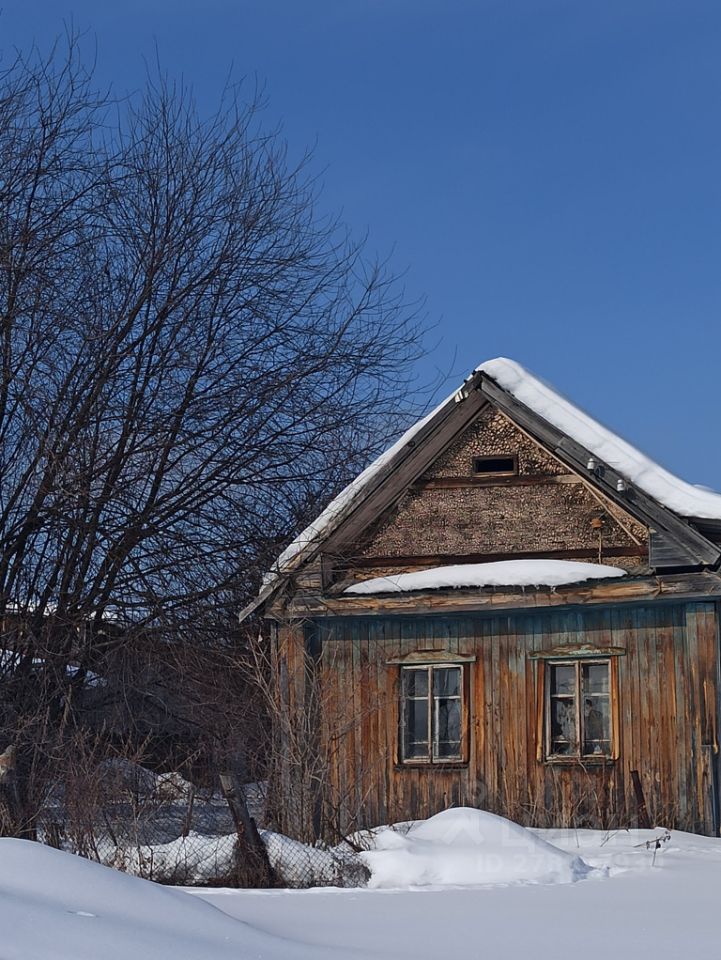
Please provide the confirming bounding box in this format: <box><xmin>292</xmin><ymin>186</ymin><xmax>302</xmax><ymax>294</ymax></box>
<box><xmin>401</xmin><ymin>664</ymin><xmax>464</xmax><ymax>763</ymax></box>
<box><xmin>583</xmin><ymin>662</ymin><xmax>609</xmax><ymax>695</ymax></box>
<box><xmin>546</xmin><ymin>659</ymin><xmax>613</xmax><ymax>761</ymax></box>
<box><xmin>434</xmin><ymin>697</ymin><xmax>461</xmax><ymax>759</ymax></box>
<box><xmin>582</xmin><ymin>662</ymin><xmax>611</xmax><ymax>755</ymax></box>
<box><xmin>433</xmin><ymin>666</ymin><xmax>460</xmax><ymax>698</ymax></box>
<box><xmin>404</xmin><ymin>698</ymin><xmax>429</xmax><ymax>758</ymax></box>
<box><xmin>403</xmin><ymin>668</ymin><xmax>428</xmax><ymax>699</ymax></box>
<box><xmin>550</xmin><ymin>698</ymin><xmax>576</xmax><ymax>754</ymax></box>
<box><xmin>550</xmin><ymin>663</ymin><xmax>575</xmax><ymax>695</ymax></box>
<box><xmin>583</xmin><ymin>693</ymin><xmax>611</xmax><ymax>755</ymax></box>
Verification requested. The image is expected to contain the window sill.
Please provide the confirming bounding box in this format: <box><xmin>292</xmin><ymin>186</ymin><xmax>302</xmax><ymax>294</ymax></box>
<box><xmin>543</xmin><ymin>756</ymin><xmax>617</xmax><ymax>766</ymax></box>
<box><xmin>395</xmin><ymin>762</ymin><xmax>469</xmax><ymax>771</ymax></box>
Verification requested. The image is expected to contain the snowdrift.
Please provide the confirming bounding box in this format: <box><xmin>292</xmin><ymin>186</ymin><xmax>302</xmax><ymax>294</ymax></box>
<box><xmin>0</xmin><ymin>839</ymin><xmax>323</xmax><ymax>960</ymax></box>
<box><xmin>360</xmin><ymin>808</ymin><xmax>593</xmax><ymax>888</ymax></box>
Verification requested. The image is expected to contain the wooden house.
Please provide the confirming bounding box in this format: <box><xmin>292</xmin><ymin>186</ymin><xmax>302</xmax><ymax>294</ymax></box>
<box><xmin>242</xmin><ymin>358</ymin><xmax>721</xmax><ymax>836</ymax></box>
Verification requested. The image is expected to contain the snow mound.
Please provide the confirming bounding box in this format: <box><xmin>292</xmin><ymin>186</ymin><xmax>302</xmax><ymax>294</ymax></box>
<box><xmin>345</xmin><ymin>559</ymin><xmax>626</xmax><ymax>594</ymax></box>
<box><xmin>0</xmin><ymin>839</ymin><xmax>321</xmax><ymax>960</ymax></box>
<box><xmin>104</xmin><ymin>831</ymin><xmax>236</xmax><ymax>884</ymax></box>
<box><xmin>360</xmin><ymin>808</ymin><xmax>593</xmax><ymax>888</ymax></box>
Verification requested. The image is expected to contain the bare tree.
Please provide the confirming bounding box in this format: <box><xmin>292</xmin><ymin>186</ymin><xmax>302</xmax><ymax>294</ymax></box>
<box><xmin>0</xmin><ymin>36</ymin><xmax>424</xmax><ymax>835</ymax></box>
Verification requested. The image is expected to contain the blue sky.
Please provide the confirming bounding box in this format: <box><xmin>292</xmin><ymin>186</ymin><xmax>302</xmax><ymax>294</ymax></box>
<box><xmin>2</xmin><ymin>1</ymin><xmax>721</xmax><ymax>484</ymax></box>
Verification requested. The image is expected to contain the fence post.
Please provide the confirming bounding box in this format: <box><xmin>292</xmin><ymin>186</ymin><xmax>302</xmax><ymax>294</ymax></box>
<box><xmin>219</xmin><ymin>771</ymin><xmax>277</xmax><ymax>887</ymax></box>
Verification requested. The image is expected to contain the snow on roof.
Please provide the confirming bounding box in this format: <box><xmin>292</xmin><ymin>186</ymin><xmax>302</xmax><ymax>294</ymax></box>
<box><xmin>344</xmin><ymin>560</ymin><xmax>627</xmax><ymax>595</ymax></box>
<box><xmin>480</xmin><ymin>358</ymin><xmax>721</xmax><ymax>522</ymax></box>
<box><xmin>260</xmin><ymin>357</ymin><xmax>721</xmax><ymax>597</ymax></box>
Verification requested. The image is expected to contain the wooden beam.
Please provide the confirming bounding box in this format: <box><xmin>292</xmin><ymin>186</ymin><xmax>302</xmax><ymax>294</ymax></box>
<box><xmin>267</xmin><ymin>571</ymin><xmax>721</xmax><ymax>620</ymax></box>
<box><xmin>413</xmin><ymin>473</ymin><xmax>583</xmax><ymax>490</ymax></box>
<box><xmin>341</xmin><ymin>545</ymin><xmax>648</xmax><ymax>571</ymax></box>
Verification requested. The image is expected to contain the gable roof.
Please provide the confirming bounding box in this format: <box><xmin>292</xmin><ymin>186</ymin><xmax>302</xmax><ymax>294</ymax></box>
<box><xmin>243</xmin><ymin>358</ymin><xmax>721</xmax><ymax>618</ymax></box>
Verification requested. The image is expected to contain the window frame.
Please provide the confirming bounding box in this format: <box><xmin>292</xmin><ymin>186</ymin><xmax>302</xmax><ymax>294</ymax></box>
<box><xmin>398</xmin><ymin>662</ymin><xmax>468</xmax><ymax>766</ymax></box>
<box><xmin>542</xmin><ymin>657</ymin><xmax>618</xmax><ymax>763</ymax></box>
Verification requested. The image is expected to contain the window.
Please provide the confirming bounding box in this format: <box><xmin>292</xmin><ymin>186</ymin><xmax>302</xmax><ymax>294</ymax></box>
<box><xmin>472</xmin><ymin>454</ymin><xmax>517</xmax><ymax>476</ymax></box>
<box><xmin>545</xmin><ymin>659</ymin><xmax>613</xmax><ymax>760</ymax></box>
<box><xmin>400</xmin><ymin>664</ymin><xmax>464</xmax><ymax>763</ymax></box>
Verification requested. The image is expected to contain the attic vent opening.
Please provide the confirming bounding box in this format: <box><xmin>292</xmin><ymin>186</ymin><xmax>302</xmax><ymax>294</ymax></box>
<box><xmin>472</xmin><ymin>455</ymin><xmax>518</xmax><ymax>477</ymax></box>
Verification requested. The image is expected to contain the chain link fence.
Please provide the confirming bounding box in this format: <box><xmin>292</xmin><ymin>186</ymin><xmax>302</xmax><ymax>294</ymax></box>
<box><xmin>33</xmin><ymin>761</ymin><xmax>369</xmax><ymax>889</ymax></box>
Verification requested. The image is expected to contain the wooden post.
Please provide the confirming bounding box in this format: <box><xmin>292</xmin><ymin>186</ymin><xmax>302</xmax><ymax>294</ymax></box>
<box><xmin>630</xmin><ymin>770</ymin><xmax>651</xmax><ymax>829</ymax></box>
<box><xmin>0</xmin><ymin>745</ymin><xmax>22</xmax><ymax>836</ymax></box>
<box><xmin>219</xmin><ymin>772</ymin><xmax>277</xmax><ymax>887</ymax></box>
<box><xmin>180</xmin><ymin>783</ymin><xmax>195</xmax><ymax>839</ymax></box>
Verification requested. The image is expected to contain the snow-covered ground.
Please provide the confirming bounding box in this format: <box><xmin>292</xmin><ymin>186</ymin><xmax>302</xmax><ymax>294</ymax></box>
<box><xmin>4</xmin><ymin>809</ymin><xmax>721</xmax><ymax>958</ymax></box>
<box><xmin>191</xmin><ymin>817</ymin><xmax>721</xmax><ymax>960</ymax></box>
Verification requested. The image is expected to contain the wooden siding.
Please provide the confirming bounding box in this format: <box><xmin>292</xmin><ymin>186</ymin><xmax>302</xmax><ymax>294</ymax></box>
<box><xmin>286</xmin><ymin>601</ymin><xmax>720</xmax><ymax>835</ymax></box>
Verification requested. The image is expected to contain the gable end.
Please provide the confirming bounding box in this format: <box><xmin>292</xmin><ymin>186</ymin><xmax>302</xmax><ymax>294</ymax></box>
<box><xmin>479</xmin><ymin>374</ymin><xmax>720</xmax><ymax>570</ymax></box>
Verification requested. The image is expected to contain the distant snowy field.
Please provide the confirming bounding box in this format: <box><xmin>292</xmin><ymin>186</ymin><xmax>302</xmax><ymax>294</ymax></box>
<box><xmin>3</xmin><ymin>808</ymin><xmax>721</xmax><ymax>959</ymax></box>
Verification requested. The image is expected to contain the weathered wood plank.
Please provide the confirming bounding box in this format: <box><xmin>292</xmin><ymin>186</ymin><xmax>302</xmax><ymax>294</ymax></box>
<box><xmin>345</xmin><ymin>544</ymin><xmax>648</xmax><ymax>572</ymax></box>
<box><xmin>413</xmin><ymin>473</ymin><xmax>584</xmax><ymax>490</ymax></box>
<box><xmin>294</xmin><ymin>601</ymin><xmax>720</xmax><ymax>836</ymax></box>
<box><xmin>275</xmin><ymin>571</ymin><xmax>721</xmax><ymax>620</ymax></box>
